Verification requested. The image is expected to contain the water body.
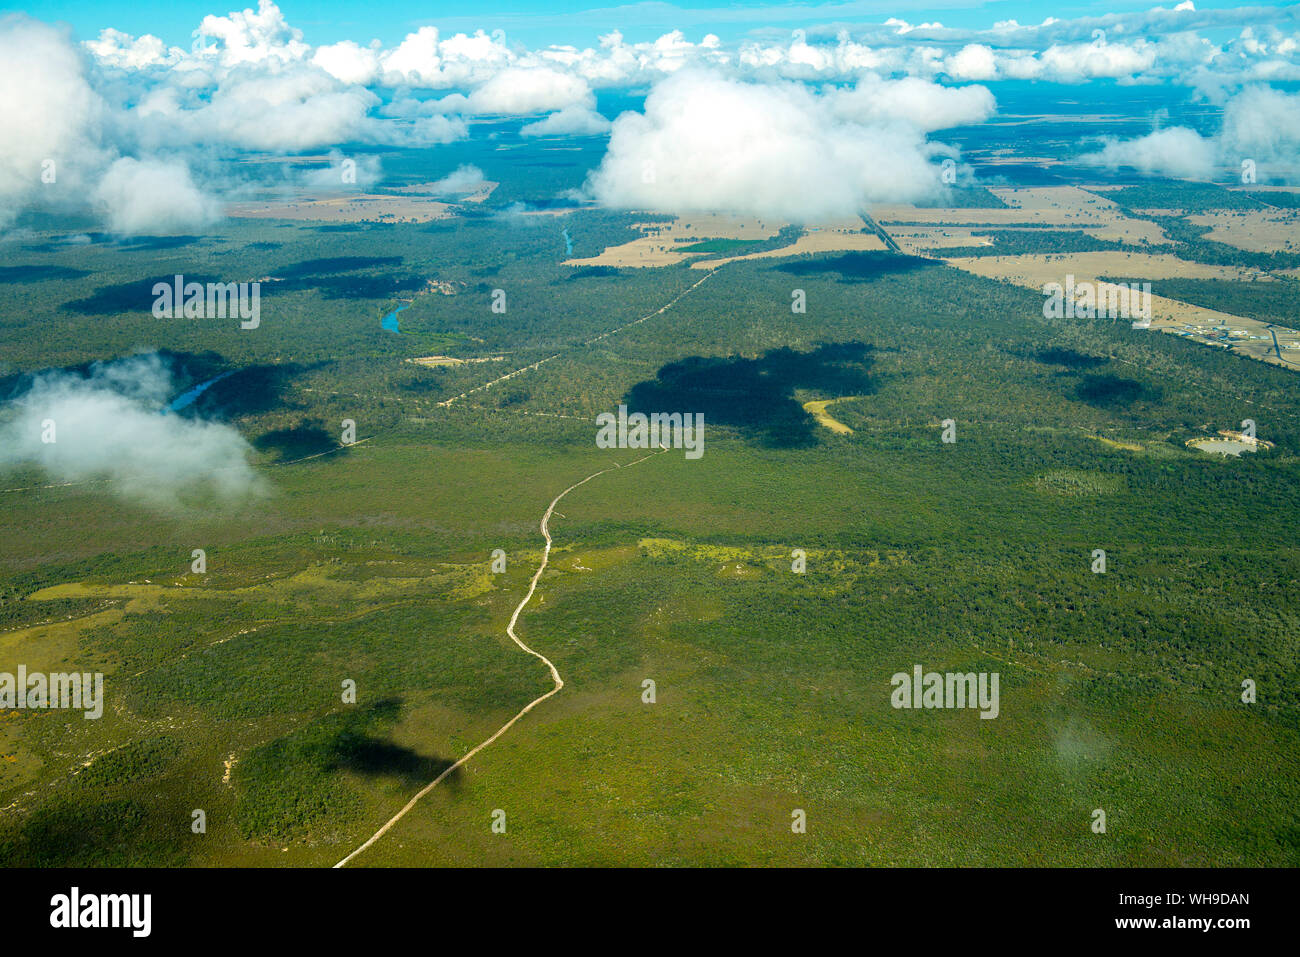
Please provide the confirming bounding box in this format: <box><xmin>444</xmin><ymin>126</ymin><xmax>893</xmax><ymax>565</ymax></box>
<box><xmin>562</xmin><ymin>228</ymin><xmax>573</xmax><ymax>257</ymax></box>
<box><xmin>1189</xmin><ymin>438</ymin><xmax>1256</xmax><ymax>457</ymax></box>
<box><xmin>165</xmin><ymin>370</ymin><xmax>236</xmax><ymax>413</ymax></box>
<box><xmin>382</xmin><ymin>302</ymin><xmax>410</xmax><ymax>333</ymax></box>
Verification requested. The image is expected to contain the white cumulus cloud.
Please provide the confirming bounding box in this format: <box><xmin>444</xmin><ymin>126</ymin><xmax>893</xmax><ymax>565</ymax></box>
<box><xmin>585</xmin><ymin>70</ymin><xmax>977</xmax><ymax>221</ymax></box>
<box><xmin>427</xmin><ymin>164</ymin><xmax>489</xmax><ymax>195</ymax></box>
<box><xmin>0</xmin><ymin>354</ymin><xmax>262</xmax><ymax>510</ymax></box>
<box><xmin>93</xmin><ymin>156</ymin><xmax>221</xmax><ymax>235</ymax></box>
<box><xmin>311</xmin><ymin>40</ymin><xmax>381</xmax><ymax>85</ymax></box>
<box><xmin>465</xmin><ymin>66</ymin><xmax>595</xmax><ymax>115</ymax></box>
<box><xmin>0</xmin><ymin>15</ymin><xmax>109</xmax><ymax>227</ymax></box>
<box><xmin>520</xmin><ymin>105</ymin><xmax>611</xmax><ymax>137</ymax></box>
<box><xmin>1080</xmin><ymin>126</ymin><xmax>1218</xmax><ymax>179</ymax></box>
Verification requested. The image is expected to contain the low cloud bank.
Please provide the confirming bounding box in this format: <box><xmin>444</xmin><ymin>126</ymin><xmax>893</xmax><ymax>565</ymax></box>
<box><xmin>1080</xmin><ymin>86</ymin><xmax>1300</xmax><ymax>181</ymax></box>
<box><xmin>0</xmin><ymin>353</ymin><xmax>262</xmax><ymax>510</ymax></box>
<box><xmin>93</xmin><ymin>157</ymin><xmax>221</xmax><ymax>234</ymax></box>
<box><xmin>427</xmin><ymin>164</ymin><xmax>488</xmax><ymax>195</ymax></box>
<box><xmin>1080</xmin><ymin>126</ymin><xmax>1219</xmax><ymax>179</ymax></box>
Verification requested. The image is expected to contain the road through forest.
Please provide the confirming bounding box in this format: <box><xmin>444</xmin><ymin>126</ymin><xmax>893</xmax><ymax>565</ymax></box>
<box><xmin>334</xmin><ymin>447</ymin><xmax>666</xmax><ymax>867</ymax></box>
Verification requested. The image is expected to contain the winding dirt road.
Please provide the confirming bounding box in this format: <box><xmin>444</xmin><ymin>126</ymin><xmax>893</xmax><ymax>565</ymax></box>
<box><xmin>334</xmin><ymin>447</ymin><xmax>665</xmax><ymax>867</ymax></box>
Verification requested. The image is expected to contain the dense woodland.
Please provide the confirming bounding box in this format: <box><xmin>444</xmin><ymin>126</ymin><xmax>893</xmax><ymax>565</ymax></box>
<box><xmin>1</xmin><ymin>170</ymin><xmax>1297</xmax><ymax>866</ymax></box>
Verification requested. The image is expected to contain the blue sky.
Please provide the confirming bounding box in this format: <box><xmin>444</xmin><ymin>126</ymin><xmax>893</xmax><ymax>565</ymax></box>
<box><xmin>14</xmin><ymin>0</ymin><xmax>1290</xmax><ymax>48</ymax></box>
<box><xmin>4</xmin><ymin>0</ymin><xmax>1300</xmax><ymax>237</ymax></box>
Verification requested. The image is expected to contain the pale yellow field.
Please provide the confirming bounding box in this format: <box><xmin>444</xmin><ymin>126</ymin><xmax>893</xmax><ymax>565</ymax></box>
<box><xmin>561</xmin><ymin>189</ymin><xmax>1300</xmax><ymax>373</ymax></box>
<box><xmin>943</xmin><ymin>251</ymin><xmax>1300</xmax><ymax>372</ymax></box>
<box><xmin>566</xmin><ymin>214</ymin><xmax>891</xmax><ymax>269</ymax></box>
<box><xmin>406</xmin><ymin>355</ymin><xmax>506</xmax><ymax>367</ymax></box>
<box><xmin>1185</xmin><ymin>209</ymin><xmax>1300</xmax><ymax>254</ymax></box>
<box><xmin>971</xmin><ymin>154</ymin><xmax>1062</xmax><ymax>166</ymax></box>
<box><xmin>571</xmin><ymin>187</ymin><xmax>1174</xmax><ymax>267</ymax></box>
<box><xmin>872</xmin><ymin>186</ymin><xmax>1169</xmax><ymax>245</ymax></box>
<box><xmin>389</xmin><ymin>181</ymin><xmax>498</xmax><ymax>203</ymax></box>
<box><xmin>944</xmin><ymin>251</ymin><xmax>1267</xmax><ymax>287</ymax></box>
<box><xmin>564</xmin><ymin>214</ymin><xmax>783</xmax><ymax>268</ymax></box>
<box><xmin>991</xmin><ymin>186</ymin><xmax>1115</xmax><ymax>211</ymax></box>
<box><xmin>889</xmin><ymin>226</ymin><xmax>995</xmax><ymax>255</ymax></box>
<box><xmin>651</xmin><ymin>213</ymin><xmax>782</xmax><ymax>239</ymax></box>
<box><xmin>227</xmin><ymin>193</ymin><xmax>455</xmax><ymax>223</ymax></box>
<box><xmin>870</xmin><ymin>204</ymin><xmax>1043</xmax><ymax>225</ymax></box>
<box><xmin>689</xmin><ymin>226</ymin><xmax>885</xmax><ymax>268</ymax></box>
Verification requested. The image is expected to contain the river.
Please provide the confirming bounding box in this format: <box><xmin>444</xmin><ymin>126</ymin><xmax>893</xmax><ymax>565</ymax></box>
<box><xmin>382</xmin><ymin>302</ymin><xmax>411</xmax><ymax>333</ymax></box>
<box><xmin>165</xmin><ymin>370</ymin><xmax>236</xmax><ymax>413</ymax></box>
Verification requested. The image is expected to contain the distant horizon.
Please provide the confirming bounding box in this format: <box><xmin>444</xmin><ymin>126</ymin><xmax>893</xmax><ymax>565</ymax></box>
<box><xmin>17</xmin><ymin>0</ymin><xmax>1298</xmax><ymax>63</ymax></box>
<box><xmin>26</xmin><ymin>0</ymin><xmax>1288</xmax><ymax>48</ymax></box>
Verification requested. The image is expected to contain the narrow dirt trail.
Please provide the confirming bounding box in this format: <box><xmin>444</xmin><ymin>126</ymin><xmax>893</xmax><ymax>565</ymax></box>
<box><xmin>438</xmin><ymin>268</ymin><xmax>718</xmax><ymax>408</ymax></box>
<box><xmin>334</xmin><ymin>447</ymin><xmax>666</xmax><ymax>868</ymax></box>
